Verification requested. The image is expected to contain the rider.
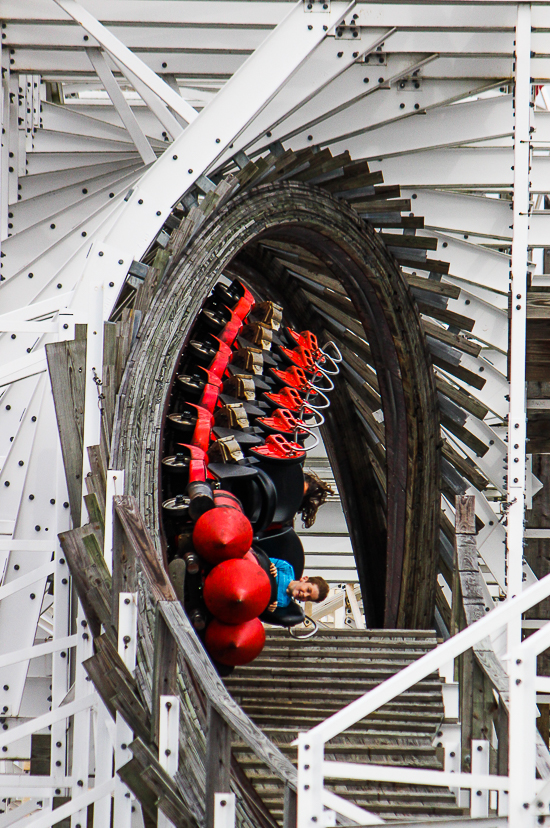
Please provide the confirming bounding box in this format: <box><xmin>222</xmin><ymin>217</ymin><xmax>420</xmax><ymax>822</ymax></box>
<box><xmin>267</xmin><ymin>558</ymin><xmax>329</xmax><ymax>611</ymax></box>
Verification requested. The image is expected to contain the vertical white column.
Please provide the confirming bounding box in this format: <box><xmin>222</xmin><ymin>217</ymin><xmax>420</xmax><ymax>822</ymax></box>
<box><xmin>470</xmin><ymin>740</ymin><xmax>489</xmax><ymax>818</ymax></box>
<box><xmin>507</xmin><ymin>3</ymin><xmax>532</xmax><ymax>648</ymax></box>
<box><xmin>297</xmin><ymin>734</ymin><xmax>325</xmax><ymax>828</ymax></box>
<box><xmin>508</xmin><ymin>650</ymin><xmax>537</xmax><ymax>827</ymax></box>
<box><xmin>113</xmin><ymin>592</ymin><xmax>138</xmax><ymax>828</ymax></box>
<box><xmin>158</xmin><ymin>695</ymin><xmax>180</xmax><ymax>828</ymax></box>
<box><xmin>214</xmin><ymin>794</ymin><xmax>236</xmax><ymax>828</ymax></box>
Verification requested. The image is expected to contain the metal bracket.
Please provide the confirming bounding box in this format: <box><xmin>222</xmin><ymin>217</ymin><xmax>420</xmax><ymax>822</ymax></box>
<box><xmin>363</xmin><ymin>51</ymin><xmax>387</xmax><ymax>66</ymax></box>
<box><xmin>304</xmin><ymin>0</ymin><xmax>331</xmax><ymax>12</ymax></box>
<box><xmin>396</xmin><ymin>77</ymin><xmax>423</xmax><ymax>92</ymax></box>
<box><xmin>335</xmin><ymin>24</ymin><xmax>360</xmax><ymax>40</ymax></box>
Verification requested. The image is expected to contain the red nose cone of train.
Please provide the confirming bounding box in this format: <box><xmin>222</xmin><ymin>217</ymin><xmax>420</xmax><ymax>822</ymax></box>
<box><xmin>192</xmin><ymin>506</ymin><xmax>253</xmax><ymax>565</ymax></box>
<box><xmin>203</xmin><ymin>558</ymin><xmax>271</xmax><ymax>624</ymax></box>
<box><xmin>205</xmin><ymin>617</ymin><xmax>266</xmax><ymax>666</ymax></box>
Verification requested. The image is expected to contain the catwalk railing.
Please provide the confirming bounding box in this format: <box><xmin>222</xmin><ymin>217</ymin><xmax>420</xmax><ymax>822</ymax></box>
<box><xmin>296</xmin><ymin>495</ymin><xmax>550</xmax><ymax>828</ymax></box>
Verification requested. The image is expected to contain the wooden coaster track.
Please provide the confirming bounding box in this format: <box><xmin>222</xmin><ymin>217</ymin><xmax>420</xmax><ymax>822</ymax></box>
<box><xmin>41</xmin><ymin>138</ymin><xmax>514</xmax><ymax>827</ymax></box>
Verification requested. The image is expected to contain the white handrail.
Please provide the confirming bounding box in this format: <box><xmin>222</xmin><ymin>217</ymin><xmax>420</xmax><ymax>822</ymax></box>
<box><xmin>294</xmin><ymin>572</ymin><xmax>550</xmax><ymax>746</ymax></box>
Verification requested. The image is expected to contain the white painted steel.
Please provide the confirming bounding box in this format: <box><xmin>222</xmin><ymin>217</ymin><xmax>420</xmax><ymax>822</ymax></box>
<box><xmin>4</xmin><ymin>0</ymin><xmax>550</xmax><ymax>824</ymax></box>
<box><xmin>506</xmin><ymin>5</ymin><xmax>531</xmax><ymax>628</ymax></box>
<box><xmin>114</xmin><ymin>593</ymin><xmax>138</xmax><ymax>828</ymax></box>
<box><xmin>213</xmin><ymin>794</ymin><xmax>236</xmax><ymax>828</ymax></box>
<box><xmin>53</xmin><ymin>0</ymin><xmax>198</xmax><ymax>125</ymax></box>
<box><xmin>158</xmin><ymin>695</ymin><xmax>180</xmax><ymax>828</ymax></box>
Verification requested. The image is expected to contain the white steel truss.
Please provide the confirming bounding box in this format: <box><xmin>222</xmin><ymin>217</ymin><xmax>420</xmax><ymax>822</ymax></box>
<box><xmin>0</xmin><ymin>0</ymin><xmax>549</xmax><ymax>825</ymax></box>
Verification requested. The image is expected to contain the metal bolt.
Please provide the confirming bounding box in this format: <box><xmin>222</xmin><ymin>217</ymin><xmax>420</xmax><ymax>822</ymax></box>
<box><xmin>165</xmin><ymin>749</ymin><xmax>171</xmax><ymax>756</ymax></box>
<box><xmin>124</xmin><ymin>598</ymin><xmax>131</xmax><ymax>605</ymax></box>
<box><xmin>516</xmin><ymin>678</ymin><xmax>522</xmax><ymax>685</ymax></box>
<box><xmin>476</xmin><ymin>791</ymin><xmax>482</xmax><ymax>796</ymax></box>
<box><xmin>77</xmin><ymin>780</ymin><xmax>84</xmax><ymax>787</ymax></box>
<box><xmin>172</xmin><ymin>155</ymin><xmax>178</xmax><ymax>160</ymax></box>
<box><xmin>477</xmin><ymin>745</ymin><xmax>483</xmax><ymax>751</ymax></box>
<box><xmin>109</xmin><ymin>282</ymin><xmax>114</xmax><ymax>287</ymax></box>
<box><xmin>2</xmin><ymin>686</ymin><xmax>7</xmax><ymax>692</ymax></box>
<box><xmin>221</xmin><ymin>800</ymin><xmax>227</xmax><ymax>807</ymax></box>
<box><xmin>121</xmin><ymin>743</ymin><xmax>127</xmax><ymax>750</ymax></box>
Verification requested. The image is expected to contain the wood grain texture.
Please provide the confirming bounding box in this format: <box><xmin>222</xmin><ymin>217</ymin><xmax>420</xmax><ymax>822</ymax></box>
<box><xmin>111</xmin><ymin>181</ymin><xmax>440</xmax><ymax>630</ymax></box>
<box><xmin>205</xmin><ymin>705</ymin><xmax>232</xmax><ymax>828</ymax></box>
<box><xmin>159</xmin><ymin>601</ymin><xmax>298</xmax><ymax>790</ymax></box>
<box><xmin>58</xmin><ymin>524</ymin><xmax>113</xmax><ymax>639</ymax></box>
<box><xmin>46</xmin><ymin>339</ymin><xmax>86</xmax><ymax>527</ymax></box>
<box><xmin>113</xmin><ymin>495</ymin><xmax>176</xmax><ymax>603</ymax></box>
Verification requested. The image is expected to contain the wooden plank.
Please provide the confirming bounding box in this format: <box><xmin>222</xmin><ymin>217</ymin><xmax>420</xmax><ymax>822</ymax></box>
<box><xmin>102</xmin><ymin>320</ymin><xmax>117</xmax><ymax>455</ymax></box>
<box><xmin>422</xmin><ymin>319</ymin><xmax>481</xmax><ymax>357</ymax></box>
<box><xmin>379</xmin><ymin>233</ymin><xmax>438</xmax><ymax>251</ymax></box>
<box><xmin>322</xmin><ymin>169</ymin><xmax>384</xmax><ymax>194</ymax></box>
<box><xmin>113</xmin><ymin>496</ymin><xmax>176</xmax><ymax>603</ymax></box>
<box><xmin>407</xmin><ymin>275</ymin><xmax>460</xmax><ymax>300</ymax></box>
<box><xmin>45</xmin><ymin>339</ymin><xmax>86</xmax><ymax>527</ymax></box>
<box><xmin>436</xmin><ymin>377</ymin><xmax>489</xmax><ymax>421</ymax></box>
<box><xmin>455</xmin><ymin>495</ymin><xmax>476</xmax><ymax>534</ymax></box>
<box><xmin>442</xmin><ymin>442</ymin><xmax>488</xmax><ymax>492</ymax></box>
<box><xmin>112</xmin><ymin>509</ymin><xmax>137</xmax><ymax>630</ymax></box>
<box><xmin>159</xmin><ymin>600</ymin><xmax>297</xmax><ymax>791</ymax></box>
<box><xmin>283</xmin><ymin>786</ymin><xmax>297</xmax><ymax>828</ymax></box>
<box><xmin>205</xmin><ymin>704</ymin><xmax>232</xmax><ymax>828</ymax></box>
<box><xmin>130</xmin><ymin>738</ymin><xmax>195</xmax><ymax>828</ymax></box>
<box><xmin>84</xmin><ymin>634</ymin><xmax>152</xmax><ymax>743</ymax></box>
<box><xmin>117</xmin><ymin>757</ymin><xmax>160</xmax><ymax>825</ymax></box>
<box><xmin>58</xmin><ymin>524</ymin><xmax>113</xmax><ymax>639</ymax></box>
<box><xmin>86</xmin><ymin>445</ymin><xmax>107</xmax><ymax>518</ymax></box>
<box><xmin>83</xmin><ymin>492</ymin><xmax>105</xmax><ymax>545</ymax></box>
<box><xmin>151</xmin><ymin>609</ymin><xmax>178</xmax><ymax>744</ymax></box>
<box><xmin>442</xmin><ymin>414</ymin><xmax>490</xmax><ymax>458</ymax></box>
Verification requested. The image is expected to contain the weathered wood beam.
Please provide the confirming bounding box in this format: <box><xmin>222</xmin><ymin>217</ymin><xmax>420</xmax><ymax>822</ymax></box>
<box><xmin>159</xmin><ymin>601</ymin><xmax>298</xmax><ymax>791</ymax></box>
<box><xmin>46</xmin><ymin>338</ymin><xmax>86</xmax><ymax>527</ymax></box>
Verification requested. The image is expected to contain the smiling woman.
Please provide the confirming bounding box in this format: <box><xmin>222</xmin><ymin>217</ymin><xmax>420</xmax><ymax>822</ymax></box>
<box><xmin>112</xmin><ymin>178</ymin><xmax>441</xmax><ymax>630</ymax></box>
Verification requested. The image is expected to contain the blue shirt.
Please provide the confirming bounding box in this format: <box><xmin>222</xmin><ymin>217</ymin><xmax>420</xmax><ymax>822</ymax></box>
<box><xmin>270</xmin><ymin>558</ymin><xmax>294</xmax><ymax>608</ymax></box>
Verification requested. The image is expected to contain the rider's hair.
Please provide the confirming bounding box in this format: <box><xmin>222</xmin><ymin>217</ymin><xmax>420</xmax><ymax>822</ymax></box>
<box><xmin>307</xmin><ymin>576</ymin><xmax>330</xmax><ymax>603</ymax></box>
<box><xmin>299</xmin><ymin>471</ymin><xmax>335</xmax><ymax>528</ymax></box>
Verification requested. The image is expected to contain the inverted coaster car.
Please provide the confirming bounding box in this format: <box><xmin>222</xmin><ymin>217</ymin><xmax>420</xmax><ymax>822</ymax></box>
<box><xmin>160</xmin><ymin>278</ymin><xmax>342</xmax><ymax>670</ymax></box>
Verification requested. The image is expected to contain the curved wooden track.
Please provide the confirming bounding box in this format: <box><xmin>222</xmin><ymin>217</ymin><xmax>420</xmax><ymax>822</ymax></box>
<box><xmin>113</xmin><ymin>176</ymin><xmax>440</xmax><ymax>628</ymax></box>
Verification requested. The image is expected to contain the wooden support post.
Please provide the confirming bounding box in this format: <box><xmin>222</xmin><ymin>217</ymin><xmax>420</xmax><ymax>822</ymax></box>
<box><xmin>455</xmin><ymin>495</ymin><xmax>477</xmax><ymax>772</ymax></box>
<box><xmin>111</xmin><ymin>509</ymin><xmax>137</xmax><ymax>631</ymax></box>
<box><xmin>283</xmin><ymin>785</ymin><xmax>297</xmax><ymax>828</ymax></box>
<box><xmin>46</xmin><ymin>339</ymin><xmax>87</xmax><ymax>527</ymax></box>
<box><xmin>151</xmin><ymin>610</ymin><xmax>178</xmax><ymax>744</ymax></box>
<box><xmin>497</xmin><ymin>696</ymin><xmax>509</xmax><ymax>778</ymax></box>
<box><xmin>205</xmin><ymin>704</ymin><xmax>232</xmax><ymax>828</ymax></box>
